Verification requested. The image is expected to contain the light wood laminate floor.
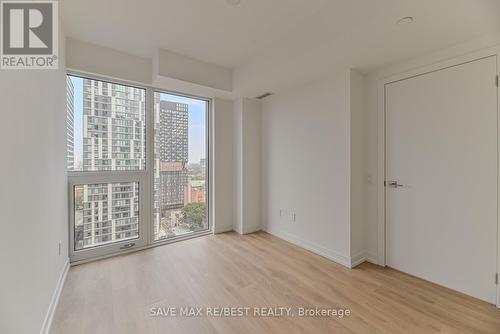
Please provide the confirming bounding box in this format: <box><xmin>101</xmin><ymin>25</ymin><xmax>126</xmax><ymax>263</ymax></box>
<box><xmin>50</xmin><ymin>232</ymin><xmax>500</xmax><ymax>334</ymax></box>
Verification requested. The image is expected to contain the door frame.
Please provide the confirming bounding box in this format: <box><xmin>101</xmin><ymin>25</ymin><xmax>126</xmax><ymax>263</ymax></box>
<box><xmin>376</xmin><ymin>47</ymin><xmax>500</xmax><ymax>307</ymax></box>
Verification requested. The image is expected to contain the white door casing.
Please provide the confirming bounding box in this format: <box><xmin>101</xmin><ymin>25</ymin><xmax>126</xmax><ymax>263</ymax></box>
<box><xmin>385</xmin><ymin>56</ymin><xmax>498</xmax><ymax>303</ymax></box>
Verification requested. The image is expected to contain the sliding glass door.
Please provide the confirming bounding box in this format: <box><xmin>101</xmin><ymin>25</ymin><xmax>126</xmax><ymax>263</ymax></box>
<box><xmin>153</xmin><ymin>92</ymin><xmax>209</xmax><ymax>241</ymax></box>
<box><xmin>66</xmin><ymin>74</ymin><xmax>210</xmax><ymax>263</ymax></box>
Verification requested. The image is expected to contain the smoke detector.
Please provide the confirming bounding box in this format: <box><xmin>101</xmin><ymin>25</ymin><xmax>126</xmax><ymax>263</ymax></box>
<box><xmin>397</xmin><ymin>16</ymin><xmax>414</xmax><ymax>25</ymax></box>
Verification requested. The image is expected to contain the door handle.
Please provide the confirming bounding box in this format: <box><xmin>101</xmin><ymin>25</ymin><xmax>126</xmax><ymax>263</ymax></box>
<box><xmin>386</xmin><ymin>181</ymin><xmax>404</xmax><ymax>188</ymax></box>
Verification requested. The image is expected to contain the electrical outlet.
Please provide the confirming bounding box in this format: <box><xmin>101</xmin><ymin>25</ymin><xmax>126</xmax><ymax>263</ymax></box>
<box><xmin>279</xmin><ymin>209</ymin><xmax>283</xmax><ymax>217</ymax></box>
<box><xmin>58</xmin><ymin>241</ymin><xmax>61</xmax><ymax>256</ymax></box>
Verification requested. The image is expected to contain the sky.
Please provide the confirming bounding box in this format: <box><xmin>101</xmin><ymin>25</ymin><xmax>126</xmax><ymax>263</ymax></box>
<box><xmin>69</xmin><ymin>76</ymin><xmax>207</xmax><ymax>166</ymax></box>
<box><xmin>71</xmin><ymin>76</ymin><xmax>83</xmax><ymax>162</ymax></box>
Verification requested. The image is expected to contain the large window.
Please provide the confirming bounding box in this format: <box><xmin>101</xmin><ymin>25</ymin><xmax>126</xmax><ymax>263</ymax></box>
<box><xmin>66</xmin><ymin>74</ymin><xmax>211</xmax><ymax>262</ymax></box>
<box><xmin>153</xmin><ymin>92</ymin><xmax>209</xmax><ymax>241</ymax></box>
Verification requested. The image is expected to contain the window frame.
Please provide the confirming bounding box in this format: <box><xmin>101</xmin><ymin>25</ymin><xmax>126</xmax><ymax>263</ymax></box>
<box><xmin>67</xmin><ymin>71</ymin><xmax>213</xmax><ymax>264</ymax></box>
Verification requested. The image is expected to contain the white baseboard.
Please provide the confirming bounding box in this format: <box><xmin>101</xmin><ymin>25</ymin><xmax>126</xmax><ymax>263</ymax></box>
<box><xmin>350</xmin><ymin>253</ymin><xmax>366</xmax><ymax>268</ymax></box>
<box><xmin>365</xmin><ymin>252</ymin><xmax>379</xmax><ymax>265</ymax></box>
<box><xmin>263</xmin><ymin>226</ymin><xmax>351</xmax><ymax>268</ymax></box>
<box><xmin>349</xmin><ymin>252</ymin><xmax>379</xmax><ymax>268</ymax></box>
<box><xmin>41</xmin><ymin>258</ymin><xmax>69</xmax><ymax>334</ymax></box>
<box><xmin>214</xmin><ymin>225</ymin><xmax>233</xmax><ymax>234</ymax></box>
<box><xmin>242</xmin><ymin>224</ymin><xmax>261</xmax><ymax>234</ymax></box>
<box><xmin>232</xmin><ymin>224</ymin><xmax>261</xmax><ymax>235</ymax></box>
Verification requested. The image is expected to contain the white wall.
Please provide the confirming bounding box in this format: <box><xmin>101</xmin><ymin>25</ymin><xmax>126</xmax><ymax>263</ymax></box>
<box><xmin>349</xmin><ymin>70</ymin><xmax>368</xmax><ymax>266</ymax></box>
<box><xmin>261</xmin><ymin>72</ymin><xmax>352</xmax><ymax>266</ymax></box>
<box><xmin>0</xmin><ymin>28</ymin><xmax>69</xmax><ymax>334</ymax></box>
<box><xmin>66</xmin><ymin>38</ymin><xmax>152</xmax><ymax>84</ymax></box>
<box><xmin>233</xmin><ymin>98</ymin><xmax>262</xmax><ymax>234</ymax></box>
<box><xmin>242</xmin><ymin>98</ymin><xmax>262</xmax><ymax>234</ymax></box>
<box><xmin>156</xmin><ymin>48</ymin><xmax>232</xmax><ymax>92</ymax></box>
<box><xmin>66</xmin><ymin>38</ymin><xmax>235</xmax><ymax>100</ymax></box>
<box><xmin>261</xmin><ymin>38</ymin><xmax>500</xmax><ymax>268</ymax></box>
<box><xmin>233</xmin><ymin>100</ymin><xmax>243</xmax><ymax>233</ymax></box>
<box><xmin>213</xmin><ymin>98</ymin><xmax>234</xmax><ymax>233</ymax></box>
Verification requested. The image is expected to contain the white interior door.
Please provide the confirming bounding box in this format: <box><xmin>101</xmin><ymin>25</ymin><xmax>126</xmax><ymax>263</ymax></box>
<box><xmin>386</xmin><ymin>56</ymin><xmax>498</xmax><ymax>303</ymax></box>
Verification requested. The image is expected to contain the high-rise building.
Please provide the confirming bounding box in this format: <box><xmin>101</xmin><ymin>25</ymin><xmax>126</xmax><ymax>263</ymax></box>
<box><xmin>157</xmin><ymin>101</ymin><xmax>188</xmax><ymax>209</ymax></box>
<box><xmin>82</xmin><ymin>79</ymin><xmax>145</xmax><ymax>171</ymax></box>
<box><xmin>153</xmin><ymin>99</ymin><xmax>189</xmax><ymax>238</ymax></box>
<box><xmin>77</xmin><ymin>79</ymin><xmax>145</xmax><ymax>249</ymax></box>
<box><xmin>66</xmin><ymin>76</ymin><xmax>74</xmax><ymax>170</ymax></box>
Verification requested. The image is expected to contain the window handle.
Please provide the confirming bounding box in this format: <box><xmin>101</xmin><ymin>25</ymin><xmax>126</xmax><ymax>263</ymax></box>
<box><xmin>120</xmin><ymin>242</ymin><xmax>135</xmax><ymax>249</ymax></box>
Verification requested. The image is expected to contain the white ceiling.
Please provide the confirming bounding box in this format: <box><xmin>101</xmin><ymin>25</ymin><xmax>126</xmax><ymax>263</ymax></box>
<box><xmin>61</xmin><ymin>0</ymin><xmax>330</xmax><ymax>68</ymax></box>
<box><xmin>62</xmin><ymin>0</ymin><xmax>500</xmax><ymax>97</ymax></box>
